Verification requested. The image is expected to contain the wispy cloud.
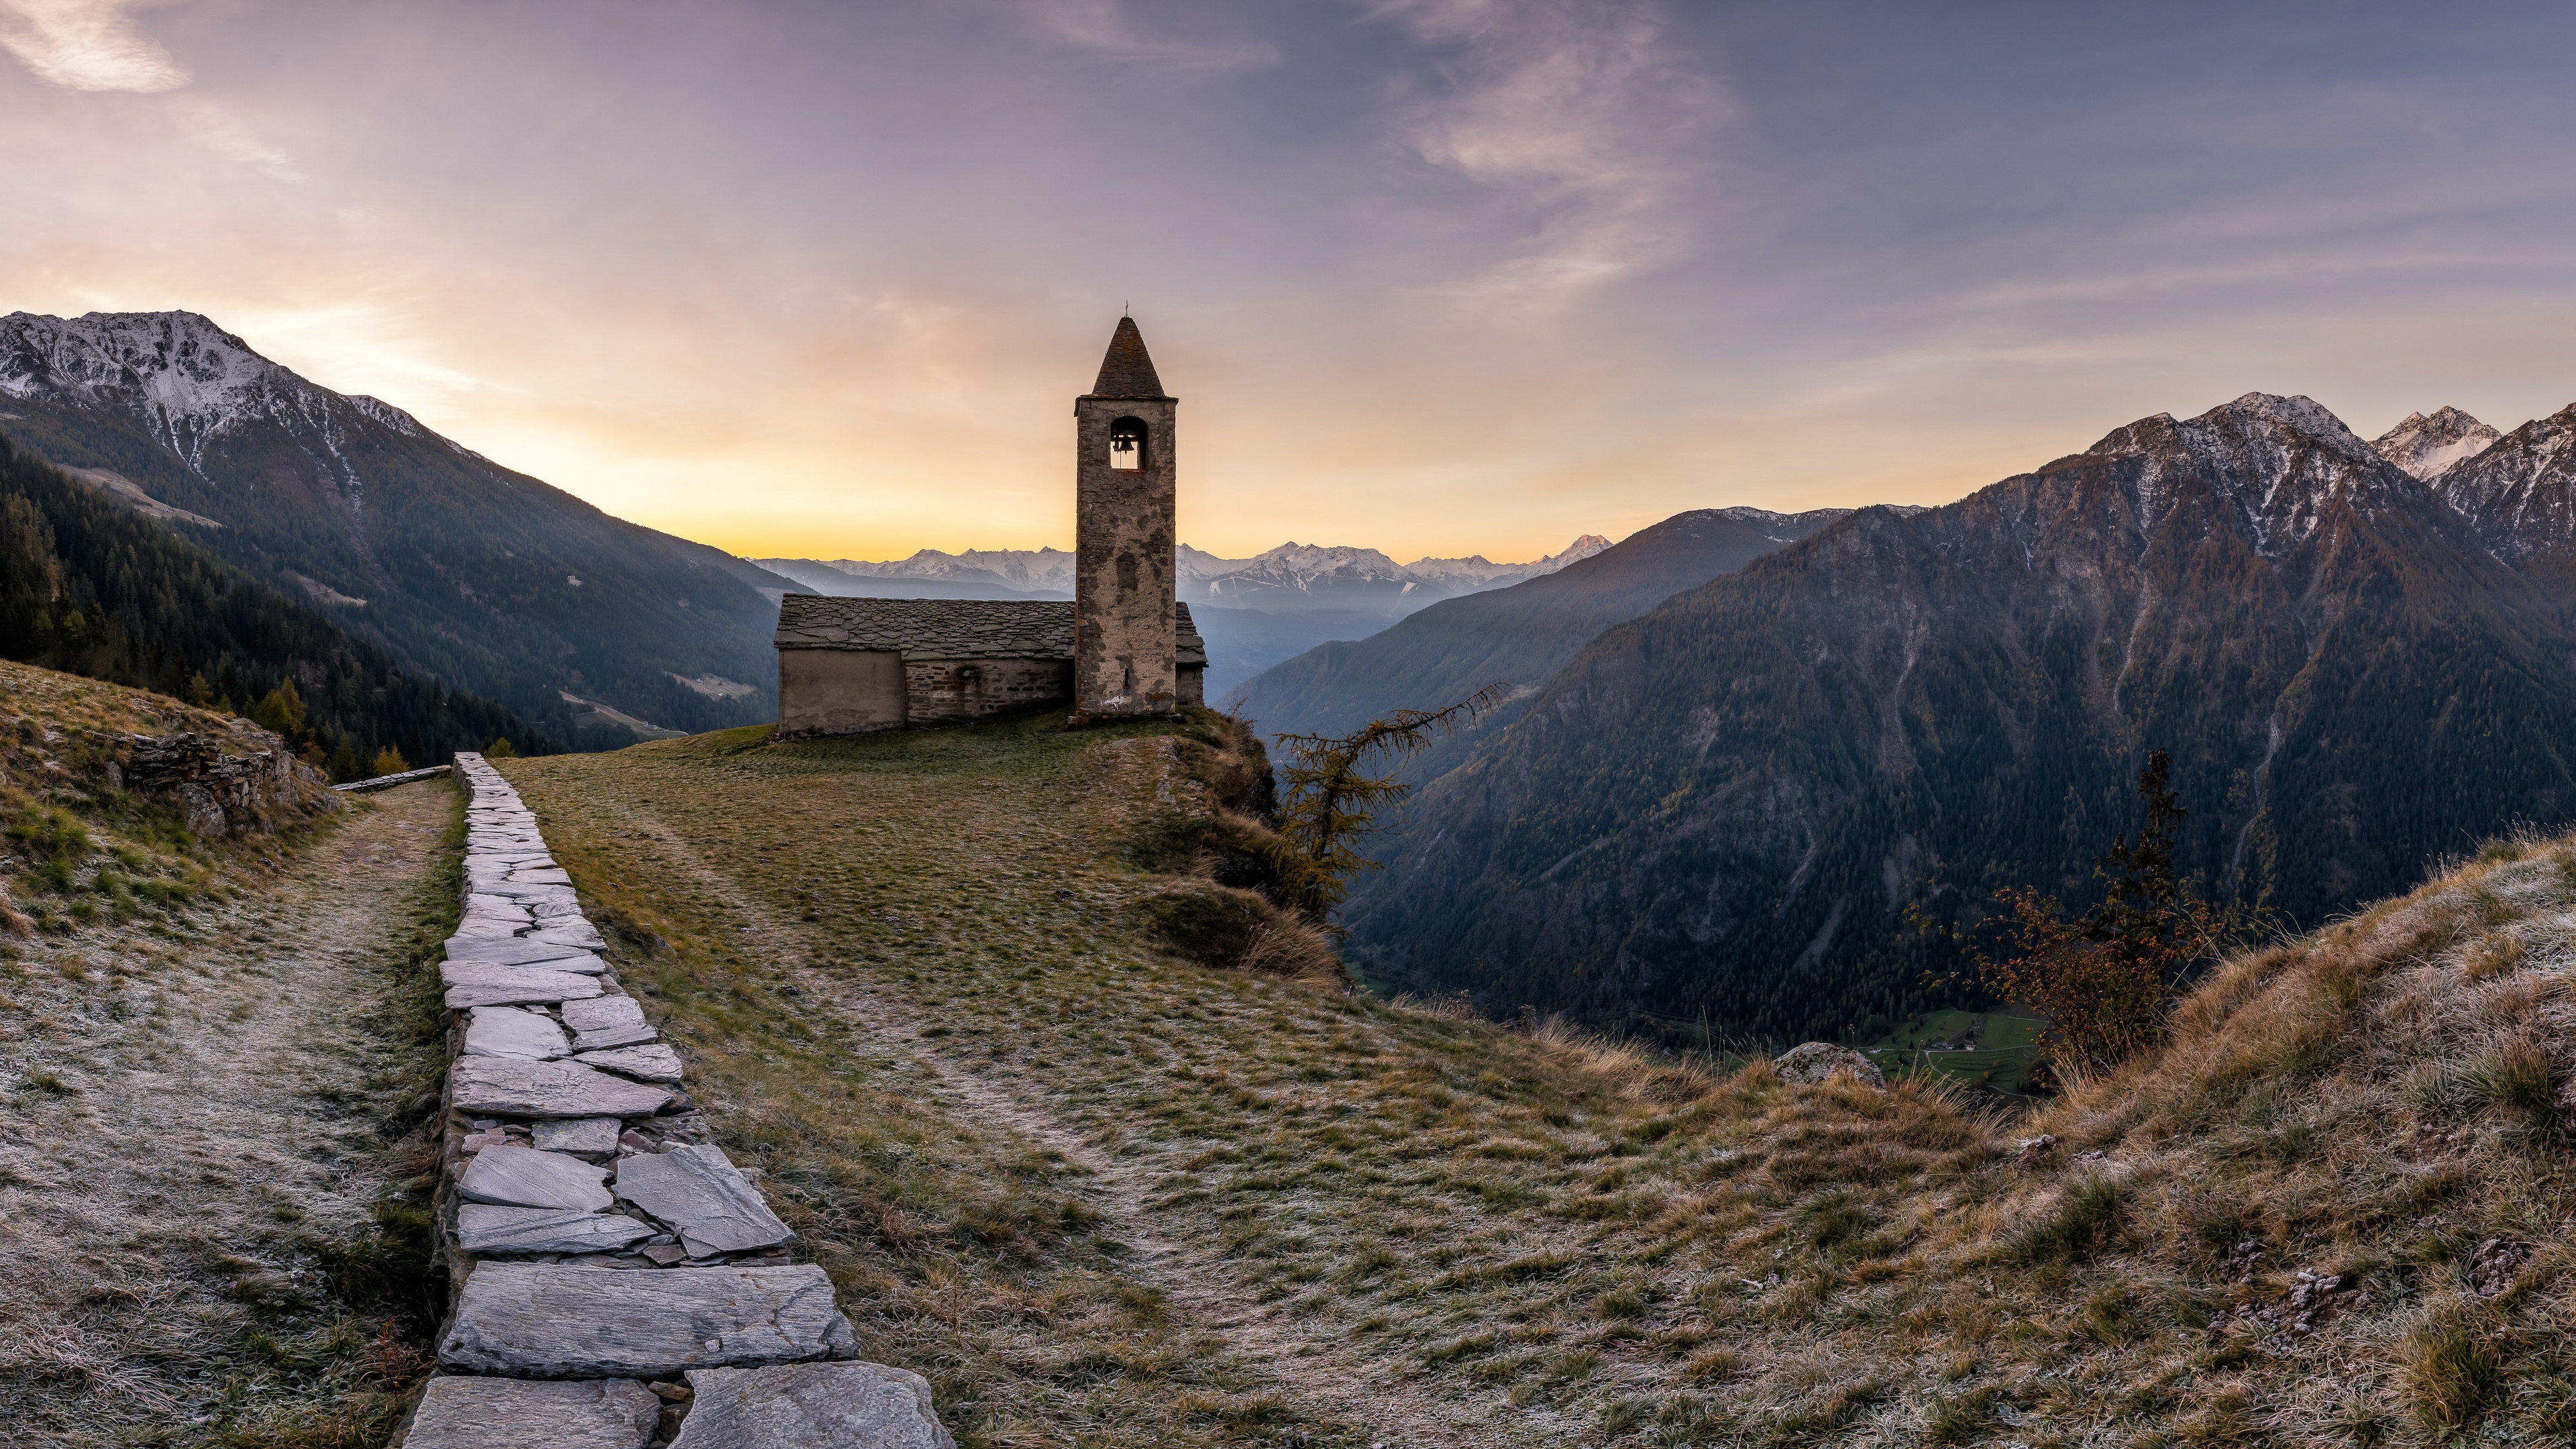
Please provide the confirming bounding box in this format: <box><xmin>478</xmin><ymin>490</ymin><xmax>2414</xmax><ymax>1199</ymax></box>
<box><xmin>1371</xmin><ymin>0</ymin><xmax>1724</xmax><ymax>308</ymax></box>
<box><xmin>170</xmin><ymin>95</ymin><xmax>299</xmax><ymax>179</ymax></box>
<box><xmin>1025</xmin><ymin>0</ymin><xmax>1279</xmax><ymax>70</ymax></box>
<box><xmin>0</xmin><ymin>0</ymin><xmax>186</xmax><ymax>92</ymax></box>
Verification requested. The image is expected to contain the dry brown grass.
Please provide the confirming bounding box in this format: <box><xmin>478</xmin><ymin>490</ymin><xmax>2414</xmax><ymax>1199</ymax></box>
<box><xmin>0</xmin><ymin>661</ymin><xmax>457</xmax><ymax>1446</ymax></box>
<box><xmin>476</xmin><ymin>710</ymin><xmax>2576</xmax><ymax>1447</ymax></box>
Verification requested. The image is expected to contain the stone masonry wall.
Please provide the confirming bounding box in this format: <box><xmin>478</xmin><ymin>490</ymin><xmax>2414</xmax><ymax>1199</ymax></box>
<box><xmin>393</xmin><ymin>755</ymin><xmax>954</xmax><ymax>1448</ymax></box>
<box><xmin>1072</xmin><ymin>396</ymin><xmax>1178</xmax><ymax>719</ymax></box>
<box><xmin>901</xmin><ymin>657</ymin><xmax>1072</xmax><ymax>727</ymax></box>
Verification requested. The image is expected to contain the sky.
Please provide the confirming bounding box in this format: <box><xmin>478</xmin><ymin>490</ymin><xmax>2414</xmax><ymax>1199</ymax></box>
<box><xmin>5</xmin><ymin>1</ymin><xmax>2576</xmax><ymax>564</ymax></box>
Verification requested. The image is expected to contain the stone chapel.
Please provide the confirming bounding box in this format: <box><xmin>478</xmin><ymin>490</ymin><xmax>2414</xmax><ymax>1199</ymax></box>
<box><xmin>772</xmin><ymin>317</ymin><xmax>1206</xmax><ymax>737</ymax></box>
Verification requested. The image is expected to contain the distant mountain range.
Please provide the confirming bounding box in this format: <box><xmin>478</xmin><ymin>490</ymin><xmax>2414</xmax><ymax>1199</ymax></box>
<box><xmin>0</xmin><ymin>311</ymin><xmax>796</xmax><ymax>746</ymax></box>
<box><xmin>1315</xmin><ymin>392</ymin><xmax>2576</xmax><ymax>1047</ymax></box>
<box><xmin>757</xmin><ymin>535</ymin><xmax>1613</xmax><ymax>695</ymax></box>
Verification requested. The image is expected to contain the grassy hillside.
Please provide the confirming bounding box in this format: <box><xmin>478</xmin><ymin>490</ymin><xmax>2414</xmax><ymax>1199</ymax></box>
<box><xmin>493</xmin><ymin>709</ymin><xmax>2576</xmax><ymax>1446</ymax></box>
<box><xmin>0</xmin><ymin>659</ymin><xmax>460</xmax><ymax>1445</ymax></box>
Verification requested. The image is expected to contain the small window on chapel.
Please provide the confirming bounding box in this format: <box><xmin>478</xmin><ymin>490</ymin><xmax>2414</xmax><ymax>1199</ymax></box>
<box><xmin>1109</xmin><ymin>417</ymin><xmax>1146</xmax><ymax>470</ymax></box>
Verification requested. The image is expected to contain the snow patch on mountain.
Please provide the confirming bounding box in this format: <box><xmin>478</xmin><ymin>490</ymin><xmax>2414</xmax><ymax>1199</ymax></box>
<box><xmin>0</xmin><ymin>310</ymin><xmax>488</xmax><ymax>497</ymax></box>
<box><xmin>2371</xmin><ymin>406</ymin><xmax>2502</xmax><ymax>481</ymax></box>
<box><xmin>2430</xmin><ymin>402</ymin><xmax>2576</xmax><ymax>563</ymax></box>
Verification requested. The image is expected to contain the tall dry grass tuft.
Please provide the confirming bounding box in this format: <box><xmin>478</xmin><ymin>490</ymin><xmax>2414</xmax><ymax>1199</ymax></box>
<box><xmin>1236</xmin><ymin>914</ymin><xmax>1350</xmax><ymax>988</ymax></box>
<box><xmin>2406</xmin><ymin>1305</ymin><xmax>2506</xmax><ymax>1431</ymax></box>
<box><xmin>1527</xmin><ymin>1015</ymin><xmax>1717</xmax><ymax>1105</ymax></box>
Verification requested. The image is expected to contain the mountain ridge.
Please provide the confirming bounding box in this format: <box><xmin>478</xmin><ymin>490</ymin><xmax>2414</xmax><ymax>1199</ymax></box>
<box><xmin>2371</xmin><ymin>404</ymin><xmax>2502</xmax><ymax>480</ymax></box>
<box><xmin>1346</xmin><ymin>391</ymin><xmax>2576</xmax><ymax>1044</ymax></box>
<box><xmin>0</xmin><ymin>309</ymin><xmax>797</xmax><ymax>746</ymax></box>
<box><xmin>765</xmin><ymin>535</ymin><xmax>1613</xmax><ymax>614</ymax></box>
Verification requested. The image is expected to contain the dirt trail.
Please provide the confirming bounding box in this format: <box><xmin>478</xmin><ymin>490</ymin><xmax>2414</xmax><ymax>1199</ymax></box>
<box><xmin>588</xmin><ymin>796</ymin><xmax>1488</xmax><ymax>1449</ymax></box>
<box><xmin>0</xmin><ymin>782</ymin><xmax>455</xmax><ymax>1444</ymax></box>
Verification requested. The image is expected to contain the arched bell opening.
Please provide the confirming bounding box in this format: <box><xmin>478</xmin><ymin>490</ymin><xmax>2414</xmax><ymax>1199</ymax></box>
<box><xmin>1108</xmin><ymin>416</ymin><xmax>1148</xmax><ymax>471</ymax></box>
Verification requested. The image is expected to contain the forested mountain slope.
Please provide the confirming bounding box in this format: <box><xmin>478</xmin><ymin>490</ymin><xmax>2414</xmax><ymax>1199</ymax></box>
<box><xmin>1228</xmin><ymin>506</ymin><xmax>1850</xmax><ymax>748</ymax></box>
<box><xmin>0</xmin><ymin>431</ymin><xmax>539</xmax><ymax>772</ymax></box>
<box><xmin>0</xmin><ymin>311</ymin><xmax>794</xmax><ymax>747</ymax></box>
<box><xmin>1347</xmin><ymin>393</ymin><xmax>2576</xmax><ymax>1044</ymax></box>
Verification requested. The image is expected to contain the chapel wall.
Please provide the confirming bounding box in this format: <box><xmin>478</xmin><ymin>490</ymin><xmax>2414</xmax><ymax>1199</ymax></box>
<box><xmin>776</xmin><ymin>648</ymin><xmax>906</xmax><ymax>738</ymax></box>
<box><xmin>902</xmin><ymin>657</ymin><xmax>1073</xmax><ymax>727</ymax></box>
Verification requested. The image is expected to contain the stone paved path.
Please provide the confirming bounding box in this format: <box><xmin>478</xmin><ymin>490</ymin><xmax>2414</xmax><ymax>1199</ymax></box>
<box><xmin>0</xmin><ymin>782</ymin><xmax>455</xmax><ymax>1445</ymax></box>
<box><xmin>411</xmin><ymin>755</ymin><xmax>950</xmax><ymax>1448</ymax></box>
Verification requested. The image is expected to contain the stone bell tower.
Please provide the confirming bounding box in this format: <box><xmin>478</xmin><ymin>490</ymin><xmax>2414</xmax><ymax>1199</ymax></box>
<box><xmin>1072</xmin><ymin>315</ymin><xmax>1178</xmax><ymax>720</ymax></box>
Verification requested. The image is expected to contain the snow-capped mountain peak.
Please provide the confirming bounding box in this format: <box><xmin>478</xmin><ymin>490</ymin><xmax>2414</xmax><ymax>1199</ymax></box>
<box><xmin>2084</xmin><ymin>392</ymin><xmax>2431</xmax><ymax>559</ymax></box>
<box><xmin>0</xmin><ymin>311</ymin><xmax>284</xmax><ymax>425</ymax></box>
<box><xmin>805</xmin><ymin>546</ymin><xmax>1076</xmax><ymax>594</ymax></box>
<box><xmin>0</xmin><ymin>309</ymin><xmax>481</xmax><ymax>488</ymax></box>
<box><xmin>2371</xmin><ymin>405</ymin><xmax>2502</xmax><ymax>480</ymax></box>
<box><xmin>1406</xmin><ymin>535</ymin><xmax>1612</xmax><ymax>587</ymax></box>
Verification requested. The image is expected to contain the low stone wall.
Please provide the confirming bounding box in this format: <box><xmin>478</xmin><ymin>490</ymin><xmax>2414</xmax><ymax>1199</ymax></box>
<box><xmin>333</xmin><ymin>763</ymin><xmax>454</xmax><ymax>794</ymax></box>
<box><xmin>394</xmin><ymin>753</ymin><xmax>953</xmax><ymax>1448</ymax></box>
<box><xmin>102</xmin><ymin>728</ymin><xmax>342</xmax><ymax>836</ymax></box>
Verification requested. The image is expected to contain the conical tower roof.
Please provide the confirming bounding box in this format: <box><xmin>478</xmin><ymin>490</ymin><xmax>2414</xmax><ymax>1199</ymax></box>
<box><xmin>1085</xmin><ymin>316</ymin><xmax>1170</xmax><ymax>400</ymax></box>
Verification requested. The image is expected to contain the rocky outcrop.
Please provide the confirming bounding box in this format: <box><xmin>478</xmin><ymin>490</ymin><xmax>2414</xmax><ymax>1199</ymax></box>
<box><xmin>1771</xmin><ymin>1042</ymin><xmax>1887</xmax><ymax>1089</ymax></box>
<box><xmin>109</xmin><ymin>729</ymin><xmax>339</xmax><ymax>837</ymax></box>
<box><xmin>396</xmin><ymin>754</ymin><xmax>948</xmax><ymax>1448</ymax></box>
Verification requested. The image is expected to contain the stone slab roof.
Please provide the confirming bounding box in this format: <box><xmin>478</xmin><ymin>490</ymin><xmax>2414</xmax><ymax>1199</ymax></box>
<box><xmin>775</xmin><ymin>595</ymin><xmax>1205</xmax><ymax>666</ymax></box>
<box><xmin>1084</xmin><ymin>316</ymin><xmax>1171</xmax><ymax>400</ymax></box>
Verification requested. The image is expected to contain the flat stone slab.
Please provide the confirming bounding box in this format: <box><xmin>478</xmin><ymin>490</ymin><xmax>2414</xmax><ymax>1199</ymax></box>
<box><xmin>448</xmin><ymin>947</ymin><xmax>607</xmax><ymax>977</ymax></box>
<box><xmin>531</xmin><ymin>921</ymin><xmax>606</xmax><ymax>942</ymax></box>
<box><xmin>457</xmin><ymin>1203</ymin><xmax>659</xmax><ymax>1254</ymax></box>
<box><xmin>561</xmin><ymin>995</ymin><xmax>655</xmax><ymax>1051</ymax></box>
<box><xmin>447</xmin><ymin>936</ymin><xmax>599</xmax><ymax>968</ymax></box>
<box><xmin>460</xmin><ymin>1144</ymin><xmax>614</xmax><ymax>1211</ymax></box>
<box><xmin>536</xmin><ymin>1116</ymin><xmax>626</xmax><ymax>1159</ymax></box>
<box><xmin>484</xmin><ymin>881</ymin><xmax>581</xmax><ymax>904</ymax></box>
<box><xmin>405</xmin><ymin>1375</ymin><xmax>659</xmax><ymax>1449</ymax></box>
<box><xmin>465</xmin><ymin>1006</ymin><xmax>573</xmax><ymax>1060</ymax></box>
<box><xmin>577</xmin><ymin>1044</ymin><xmax>685</xmax><ymax>1084</ymax></box>
<box><xmin>614</xmin><ymin>1145</ymin><xmax>792</xmax><ymax>1257</ymax></box>
<box><xmin>674</xmin><ymin>1363</ymin><xmax>955</xmax><ymax>1449</ymax></box>
<box><xmin>451</xmin><ymin>1057</ymin><xmax>676</xmax><ymax>1120</ymax></box>
<box><xmin>438</xmin><ymin>1264</ymin><xmax>857</xmax><ymax>1378</ymax></box>
<box><xmin>445</xmin><ymin>966</ymin><xmax>608</xmax><ymax>1010</ymax></box>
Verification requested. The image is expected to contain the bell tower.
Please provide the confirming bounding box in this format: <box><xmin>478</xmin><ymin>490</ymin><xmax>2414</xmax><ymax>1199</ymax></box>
<box><xmin>1073</xmin><ymin>315</ymin><xmax>1178</xmax><ymax>720</ymax></box>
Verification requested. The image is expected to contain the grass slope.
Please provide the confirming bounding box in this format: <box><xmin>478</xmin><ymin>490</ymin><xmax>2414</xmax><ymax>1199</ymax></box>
<box><xmin>498</xmin><ymin>712</ymin><xmax>2576</xmax><ymax>1447</ymax></box>
<box><xmin>0</xmin><ymin>661</ymin><xmax>460</xmax><ymax>1446</ymax></box>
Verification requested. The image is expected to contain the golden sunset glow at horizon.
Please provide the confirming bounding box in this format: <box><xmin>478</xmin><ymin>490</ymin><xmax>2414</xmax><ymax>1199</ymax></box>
<box><xmin>9</xmin><ymin>2</ymin><xmax>2576</xmax><ymax>566</ymax></box>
